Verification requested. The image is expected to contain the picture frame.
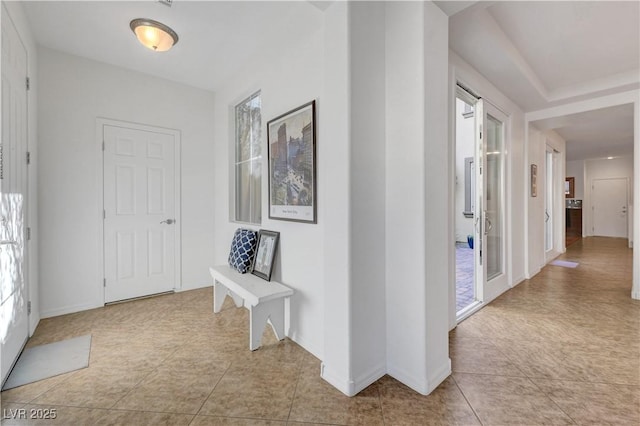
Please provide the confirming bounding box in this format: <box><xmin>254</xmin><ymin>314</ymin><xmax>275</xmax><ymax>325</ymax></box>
<box><xmin>530</xmin><ymin>164</ymin><xmax>537</xmax><ymax>197</ymax></box>
<box><xmin>267</xmin><ymin>100</ymin><xmax>316</xmax><ymax>223</ymax></box>
<box><xmin>251</xmin><ymin>230</ymin><xmax>280</xmax><ymax>281</ymax></box>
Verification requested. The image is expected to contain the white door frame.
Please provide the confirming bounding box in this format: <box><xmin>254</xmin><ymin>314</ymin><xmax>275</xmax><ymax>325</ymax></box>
<box><xmin>452</xmin><ymin>81</ymin><xmax>511</xmax><ymax>323</ymax></box>
<box><xmin>96</xmin><ymin>118</ymin><xmax>182</xmax><ymax>303</ymax></box>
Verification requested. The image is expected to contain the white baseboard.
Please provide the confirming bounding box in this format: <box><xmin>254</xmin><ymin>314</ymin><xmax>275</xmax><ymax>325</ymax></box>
<box><xmin>40</xmin><ymin>302</ymin><xmax>102</xmax><ymax>319</ymax></box>
<box><xmin>632</xmin><ymin>290</ymin><xmax>640</xmax><ymax>300</ymax></box>
<box><xmin>29</xmin><ymin>314</ymin><xmax>40</xmax><ymax>336</ymax></box>
<box><xmin>525</xmin><ymin>266</ymin><xmax>541</xmax><ymax>280</ymax></box>
<box><xmin>353</xmin><ymin>364</ymin><xmax>386</xmax><ymax>394</ymax></box>
<box><xmin>321</xmin><ymin>363</ymin><xmax>356</xmax><ymax>396</ymax></box>
<box><xmin>511</xmin><ymin>275</ymin><xmax>526</xmax><ymax>287</ymax></box>
<box><xmin>289</xmin><ymin>332</ymin><xmax>323</xmax><ymax>361</ymax></box>
<box><xmin>320</xmin><ymin>362</ymin><xmax>386</xmax><ymax>397</ymax></box>
<box><xmin>176</xmin><ymin>282</ymin><xmax>211</xmax><ymax>292</ymax></box>
<box><xmin>387</xmin><ymin>358</ymin><xmax>451</xmax><ymax>395</ymax></box>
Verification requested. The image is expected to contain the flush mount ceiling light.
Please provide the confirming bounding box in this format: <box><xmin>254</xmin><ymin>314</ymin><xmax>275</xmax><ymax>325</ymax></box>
<box><xmin>130</xmin><ymin>18</ymin><xmax>178</xmax><ymax>52</ymax></box>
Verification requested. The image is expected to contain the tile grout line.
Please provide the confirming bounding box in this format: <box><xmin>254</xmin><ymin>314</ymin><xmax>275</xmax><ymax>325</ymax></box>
<box><xmin>285</xmin><ymin>351</ymin><xmax>307</xmax><ymax>423</ymax></box>
<box><xmin>107</xmin><ymin>345</ymin><xmax>181</xmax><ymax>410</ymax></box>
<box><xmin>525</xmin><ymin>376</ymin><xmax>579</xmax><ymax>425</ymax></box>
<box><xmin>189</xmin><ymin>359</ymin><xmax>233</xmax><ymax>424</ymax></box>
<box><xmin>450</xmin><ymin>374</ymin><xmax>484</xmax><ymax>426</ymax></box>
<box><xmin>376</xmin><ymin>379</ymin><xmax>387</xmax><ymax>426</ymax></box>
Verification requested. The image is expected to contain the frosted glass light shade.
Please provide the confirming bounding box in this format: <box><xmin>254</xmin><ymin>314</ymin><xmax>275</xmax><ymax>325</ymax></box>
<box><xmin>130</xmin><ymin>19</ymin><xmax>178</xmax><ymax>52</ymax></box>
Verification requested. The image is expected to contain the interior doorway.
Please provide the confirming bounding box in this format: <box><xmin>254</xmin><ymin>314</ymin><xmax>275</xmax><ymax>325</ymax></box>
<box><xmin>454</xmin><ymin>85</ymin><xmax>508</xmax><ymax>320</ymax></box>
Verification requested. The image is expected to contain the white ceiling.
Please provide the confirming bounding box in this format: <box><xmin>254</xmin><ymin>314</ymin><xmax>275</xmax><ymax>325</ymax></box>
<box><xmin>22</xmin><ymin>1</ymin><xmax>324</xmax><ymax>92</ymax></box>
<box><xmin>446</xmin><ymin>1</ymin><xmax>639</xmax><ymax>161</ymax></box>
<box><xmin>532</xmin><ymin>104</ymin><xmax>635</xmax><ymax>161</ymax></box>
<box><xmin>21</xmin><ymin>1</ymin><xmax>640</xmax><ymax>161</ymax></box>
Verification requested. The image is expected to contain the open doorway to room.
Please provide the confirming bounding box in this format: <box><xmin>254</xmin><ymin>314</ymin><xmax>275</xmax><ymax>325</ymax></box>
<box><xmin>454</xmin><ymin>84</ymin><xmax>509</xmax><ymax>320</ymax></box>
<box><xmin>454</xmin><ymin>91</ymin><xmax>477</xmax><ymax>315</ymax></box>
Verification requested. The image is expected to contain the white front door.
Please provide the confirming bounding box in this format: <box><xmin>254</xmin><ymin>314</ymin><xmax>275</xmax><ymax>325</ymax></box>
<box><xmin>592</xmin><ymin>178</ymin><xmax>628</xmax><ymax>238</ymax></box>
<box><xmin>1</xmin><ymin>5</ymin><xmax>29</xmax><ymax>385</ymax></box>
<box><xmin>103</xmin><ymin>124</ymin><xmax>179</xmax><ymax>302</ymax></box>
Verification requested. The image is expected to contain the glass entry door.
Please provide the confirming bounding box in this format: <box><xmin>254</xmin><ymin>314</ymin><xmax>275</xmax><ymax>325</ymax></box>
<box><xmin>473</xmin><ymin>99</ymin><xmax>508</xmax><ymax>305</ymax></box>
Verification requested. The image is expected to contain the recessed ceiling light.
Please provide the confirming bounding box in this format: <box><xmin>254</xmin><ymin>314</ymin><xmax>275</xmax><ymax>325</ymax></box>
<box><xmin>130</xmin><ymin>18</ymin><xmax>178</xmax><ymax>52</ymax></box>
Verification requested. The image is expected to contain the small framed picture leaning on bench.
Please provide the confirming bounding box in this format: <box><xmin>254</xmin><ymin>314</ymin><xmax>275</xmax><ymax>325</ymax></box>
<box><xmin>209</xmin><ymin>228</ymin><xmax>294</xmax><ymax>350</ymax></box>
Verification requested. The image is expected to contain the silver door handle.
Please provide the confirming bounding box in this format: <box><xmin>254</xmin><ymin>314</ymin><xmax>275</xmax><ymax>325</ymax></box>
<box><xmin>485</xmin><ymin>216</ymin><xmax>493</xmax><ymax>235</ymax></box>
<box><xmin>160</xmin><ymin>219</ymin><xmax>175</xmax><ymax>225</ymax></box>
<box><xmin>0</xmin><ymin>240</ymin><xmax>17</xmax><ymax>246</ymax></box>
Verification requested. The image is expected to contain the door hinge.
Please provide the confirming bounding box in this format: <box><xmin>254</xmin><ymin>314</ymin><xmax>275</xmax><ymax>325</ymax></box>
<box><xmin>26</xmin><ymin>151</ymin><xmax>31</xmax><ymax>165</ymax></box>
<box><xmin>27</xmin><ymin>301</ymin><xmax>31</xmax><ymax>315</ymax></box>
<box><xmin>103</xmin><ymin>210</ymin><xmax>106</xmax><ymax>219</ymax></box>
<box><xmin>26</xmin><ymin>227</ymin><xmax>31</xmax><ymax>241</ymax></box>
<box><xmin>102</xmin><ymin>140</ymin><xmax>105</xmax><ymax>151</ymax></box>
<box><xmin>26</xmin><ymin>77</ymin><xmax>30</xmax><ymax>91</ymax></box>
<box><xmin>103</xmin><ymin>278</ymin><xmax>106</xmax><ymax>288</ymax></box>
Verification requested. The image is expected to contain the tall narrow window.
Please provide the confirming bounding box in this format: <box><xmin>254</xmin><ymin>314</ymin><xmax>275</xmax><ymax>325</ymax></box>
<box><xmin>235</xmin><ymin>92</ymin><xmax>262</xmax><ymax>224</ymax></box>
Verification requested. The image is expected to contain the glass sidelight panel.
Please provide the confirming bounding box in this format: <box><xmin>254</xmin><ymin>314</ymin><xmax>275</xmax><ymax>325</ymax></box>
<box><xmin>485</xmin><ymin>114</ymin><xmax>503</xmax><ymax>281</ymax></box>
<box><xmin>544</xmin><ymin>149</ymin><xmax>554</xmax><ymax>252</ymax></box>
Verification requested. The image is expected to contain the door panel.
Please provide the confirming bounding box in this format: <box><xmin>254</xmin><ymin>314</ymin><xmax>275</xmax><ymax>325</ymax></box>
<box><xmin>104</xmin><ymin>125</ymin><xmax>176</xmax><ymax>302</ymax></box>
<box><xmin>475</xmin><ymin>99</ymin><xmax>508</xmax><ymax>302</ymax></box>
<box><xmin>485</xmin><ymin>113</ymin><xmax>504</xmax><ymax>281</ymax></box>
<box><xmin>593</xmin><ymin>178</ymin><xmax>627</xmax><ymax>238</ymax></box>
<box><xmin>1</xmin><ymin>6</ymin><xmax>29</xmax><ymax>385</ymax></box>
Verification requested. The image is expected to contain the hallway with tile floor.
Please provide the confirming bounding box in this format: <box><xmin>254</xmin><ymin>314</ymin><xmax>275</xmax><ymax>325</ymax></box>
<box><xmin>1</xmin><ymin>237</ymin><xmax>638</xmax><ymax>425</ymax></box>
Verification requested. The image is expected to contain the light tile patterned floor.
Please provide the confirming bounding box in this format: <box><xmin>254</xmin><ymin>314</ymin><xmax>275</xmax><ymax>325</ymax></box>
<box><xmin>455</xmin><ymin>242</ymin><xmax>475</xmax><ymax>312</ymax></box>
<box><xmin>1</xmin><ymin>237</ymin><xmax>638</xmax><ymax>425</ymax></box>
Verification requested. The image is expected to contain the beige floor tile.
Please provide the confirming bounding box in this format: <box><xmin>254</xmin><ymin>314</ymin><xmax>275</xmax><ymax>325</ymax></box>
<box><xmin>453</xmin><ymin>373</ymin><xmax>574</xmax><ymax>425</ymax></box>
<box><xmin>289</xmin><ymin>356</ymin><xmax>383</xmax><ymax>425</ymax></box>
<box><xmin>114</xmin><ymin>361</ymin><xmax>228</xmax><ymax>414</ymax></box>
<box><xmin>1</xmin><ymin>404</ymin><xmax>189</xmax><ymax>426</ymax></box>
<box><xmin>198</xmin><ymin>362</ymin><xmax>299</xmax><ymax>420</ymax></box>
<box><xmin>11</xmin><ymin>237</ymin><xmax>635</xmax><ymax>425</ymax></box>
<box><xmin>1</xmin><ymin>404</ymin><xmax>107</xmax><ymax>425</ymax></box>
<box><xmin>191</xmin><ymin>415</ymin><xmax>287</xmax><ymax>425</ymax></box>
<box><xmin>533</xmin><ymin>379</ymin><xmax>640</xmax><ymax>425</ymax></box>
<box><xmin>31</xmin><ymin>364</ymin><xmax>152</xmax><ymax>409</ymax></box>
<box><xmin>378</xmin><ymin>376</ymin><xmax>480</xmax><ymax>425</ymax></box>
<box><xmin>0</xmin><ymin>402</ymin><xmax>25</xmax><ymax>425</ymax></box>
<box><xmin>449</xmin><ymin>336</ymin><xmax>525</xmax><ymax>377</ymax></box>
<box><xmin>1</xmin><ymin>371</ymin><xmax>77</xmax><ymax>404</ymax></box>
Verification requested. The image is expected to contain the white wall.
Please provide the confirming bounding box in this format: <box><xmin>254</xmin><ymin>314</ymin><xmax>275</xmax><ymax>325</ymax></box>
<box><xmin>454</xmin><ymin>98</ymin><xmax>474</xmax><ymax>242</ymax></box>
<box><xmin>566</xmin><ymin>160</ymin><xmax>585</xmax><ymax>200</ymax></box>
<box><xmin>37</xmin><ymin>47</ymin><xmax>215</xmax><ymax>317</ymax></box>
<box><xmin>385</xmin><ymin>1</ymin><xmax>450</xmax><ymax>395</ymax></box>
<box><xmin>348</xmin><ymin>1</ymin><xmax>387</xmax><ymax>394</ymax></box>
<box><xmin>584</xmin><ymin>156</ymin><xmax>634</xmax><ymax>240</ymax></box>
<box><xmin>3</xmin><ymin>1</ymin><xmax>39</xmax><ymax>335</ymax></box>
<box><xmin>211</xmin><ymin>14</ymin><xmax>326</xmax><ymax>359</ymax></box>
<box><xmin>527</xmin><ymin>128</ymin><xmax>566</xmax><ymax>265</ymax></box>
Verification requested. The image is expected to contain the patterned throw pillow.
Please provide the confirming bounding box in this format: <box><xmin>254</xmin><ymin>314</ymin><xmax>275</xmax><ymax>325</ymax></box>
<box><xmin>228</xmin><ymin>228</ymin><xmax>258</xmax><ymax>273</ymax></box>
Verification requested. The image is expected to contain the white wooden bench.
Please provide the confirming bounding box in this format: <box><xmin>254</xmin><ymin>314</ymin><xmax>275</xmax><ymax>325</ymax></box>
<box><xmin>209</xmin><ymin>265</ymin><xmax>294</xmax><ymax>351</ymax></box>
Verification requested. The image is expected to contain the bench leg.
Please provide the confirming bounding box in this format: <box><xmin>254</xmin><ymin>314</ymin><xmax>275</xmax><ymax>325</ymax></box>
<box><xmin>249</xmin><ymin>298</ymin><xmax>286</xmax><ymax>351</ymax></box>
<box><xmin>213</xmin><ymin>281</ymin><xmax>243</xmax><ymax>313</ymax></box>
